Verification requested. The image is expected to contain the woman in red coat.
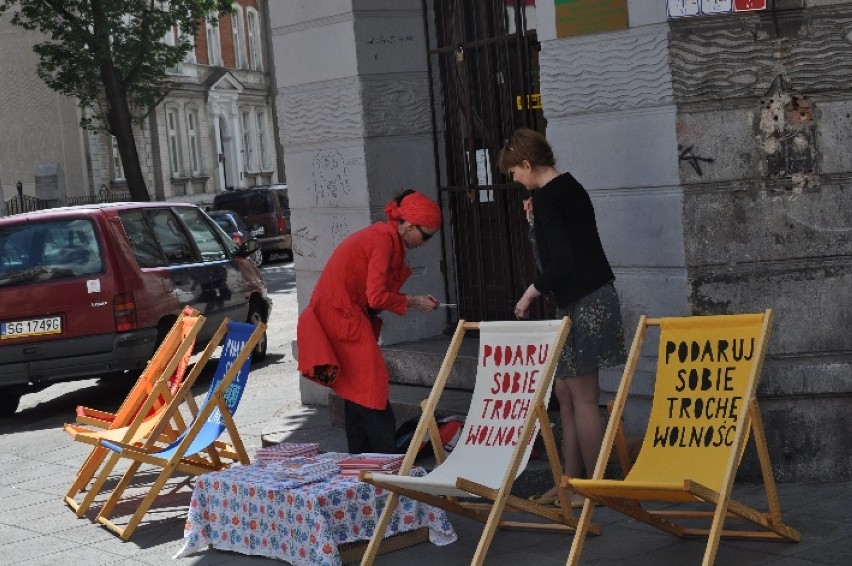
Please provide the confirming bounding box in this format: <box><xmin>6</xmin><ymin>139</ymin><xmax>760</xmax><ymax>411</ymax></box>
<box><xmin>297</xmin><ymin>190</ymin><xmax>442</xmax><ymax>453</ymax></box>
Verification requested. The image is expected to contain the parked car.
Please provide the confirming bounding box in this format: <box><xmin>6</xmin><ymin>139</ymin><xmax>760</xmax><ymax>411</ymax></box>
<box><xmin>0</xmin><ymin>202</ymin><xmax>272</xmax><ymax>417</ymax></box>
<box><xmin>207</xmin><ymin>209</ymin><xmax>264</xmax><ymax>268</ymax></box>
<box><xmin>212</xmin><ymin>185</ymin><xmax>291</xmax><ymax>263</ymax></box>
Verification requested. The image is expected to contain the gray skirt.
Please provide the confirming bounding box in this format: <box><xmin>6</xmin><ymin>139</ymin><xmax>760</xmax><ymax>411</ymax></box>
<box><xmin>555</xmin><ymin>282</ymin><xmax>626</xmax><ymax>378</ymax></box>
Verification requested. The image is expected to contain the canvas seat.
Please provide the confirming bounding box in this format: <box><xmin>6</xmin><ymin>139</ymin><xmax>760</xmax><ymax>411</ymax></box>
<box><xmin>86</xmin><ymin>319</ymin><xmax>265</xmax><ymax>540</ymax></box>
<box><xmin>359</xmin><ymin>318</ymin><xmax>600</xmax><ymax>566</ymax></box>
<box><xmin>63</xmin><ymin>308</ymin><xmax>204</xmax><ymax>516</ymax></box>
<box><xmin>564</xmin><ymin>310</ymin><xmax>800</xmax><ymax>566</ymax></box>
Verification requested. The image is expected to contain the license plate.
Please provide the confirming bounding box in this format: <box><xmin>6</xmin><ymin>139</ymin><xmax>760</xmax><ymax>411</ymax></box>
<box><xmin>251</xmin><ymin>226</ymin><xmax>265</xmax><ymax>237</ymax></box>
<box><xmin>1</xmin><ymin>316</ymin><xmax>62</xmax><ymax>339</ymax></box>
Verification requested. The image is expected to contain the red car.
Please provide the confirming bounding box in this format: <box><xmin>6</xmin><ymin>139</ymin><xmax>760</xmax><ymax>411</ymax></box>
<box><xmin>0</xmin><ymin>202</ymin><xmax>271</xmax><ymax>416</ymax></box>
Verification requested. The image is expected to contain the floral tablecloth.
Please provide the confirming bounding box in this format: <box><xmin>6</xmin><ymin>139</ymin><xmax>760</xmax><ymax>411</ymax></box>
<box><xmin>175</xmin><ymin>464</ymin><xmax>457</xmax><ymax>566</ymax></box>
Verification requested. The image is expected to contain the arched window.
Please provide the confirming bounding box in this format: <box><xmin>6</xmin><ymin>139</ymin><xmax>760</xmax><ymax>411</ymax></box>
<box><xmin>166</xmin><ymin>107</ymin><xmax>183</xmax><ymax>176</ymax></box>
<box><xmin>246</xmin><ymin>8</ymin><xmax>262</xmax><ymax>71</ymax></box>
<box><xmin>255</xmin><ymin>109</ymin><xmax>269</xmax><ymax>171</ymax></box>
<box><xmin>111</xmin><ymin>136</ymin><xmax>125</xmax><ymax>181</ymax></box>
<box><xmin>186</xmin><ymin>108</ymin><xmax>202</xmax><ymax>176</ymax></box>
<box><xmin>240</xmin><ymin>109</ymin><xmax>255</xmax><ymax>171</ymax></box>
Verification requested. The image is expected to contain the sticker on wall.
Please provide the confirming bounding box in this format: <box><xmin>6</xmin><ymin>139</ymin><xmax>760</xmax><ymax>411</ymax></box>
<box><xmin>555</xmin><ymin>0</ymin><xmax>628</xmax><ymax>37</ymax></box>
<box><xmin>668</xmin><ymin>0</ymin><xmax>700</xmax><ymax>18</ymax></box>
<box><xmin>700</xmin><ymin>0</ymin><xmax>733</xmax><ymax>14</ymax></box>
<box><xmin>734</xmin><ymin>0</ymin><xmax>766</xmax><ymax>10</ymax></box>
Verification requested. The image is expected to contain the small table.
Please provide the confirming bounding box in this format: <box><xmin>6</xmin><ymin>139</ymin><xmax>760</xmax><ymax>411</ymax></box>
<box><xmin>175</xmin><ymin>464</ymin><xmax>457</xmax><ymax>565</ymax></box>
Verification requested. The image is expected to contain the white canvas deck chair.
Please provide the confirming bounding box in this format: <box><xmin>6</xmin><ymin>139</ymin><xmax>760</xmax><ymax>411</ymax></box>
<box><xmin>360</xmin><ymin>318</ymin><xmax>600</xmax><ymax>566</ymax></box>
<box><xmin>90</xmin><ymin>320</ymin><xmax>265</xmax><ymax>540</ymax></box>
<box><xmin>565</xmin><ymin>310</ymin><xmax>800</xmax><ymax>566</ymax></box>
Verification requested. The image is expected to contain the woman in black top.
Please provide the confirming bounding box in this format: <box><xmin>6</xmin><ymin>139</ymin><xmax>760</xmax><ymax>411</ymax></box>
<box><xmin>498</xmin><ymin>128</ymin><xmax>626</xmax><ymax>506</ymax></box>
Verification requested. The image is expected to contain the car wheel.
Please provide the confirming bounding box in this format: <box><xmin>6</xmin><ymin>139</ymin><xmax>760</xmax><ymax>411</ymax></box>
<box><xmin>251</xmin><ymin>249</ymin><xmax>264</xmax><ymax>268</ymax></box>
<box><xmin>0</xmin><ymin>386</ymin><xmax>24</xmax><ymax>417</ymax></box>
<box><xmin>247</xmin><ymin>302</ymin><xmax>268</xmax><ymax>362</ymax></box>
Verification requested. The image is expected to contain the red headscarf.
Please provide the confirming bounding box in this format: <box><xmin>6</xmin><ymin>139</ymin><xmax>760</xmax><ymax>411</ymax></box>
<box><xmin>384</xmin><ymin>191</ymin><xmax>442</xmax><ymax>230</ymax></box>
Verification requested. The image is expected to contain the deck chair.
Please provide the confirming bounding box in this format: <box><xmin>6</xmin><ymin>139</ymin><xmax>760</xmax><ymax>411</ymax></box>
<box><xmin>73</xmin><ymin>306</ymin><xmax>201</xmax><ymax>429</ymax></box>
<box><xmin>93</xmin><ymin>319</ymin><xmax>266</xmax><ymax>540</ymax></box>
<box><xmin>360</xmin><ymin>318</ymin><xmax>599</xmax><ymax>566</ymax></box>
<box><xmin>564</xmin><ymin>310</ymin><xmax>801</xmax><ymax>566</ymax></box>
<box><xmin>63</xmin><ymin>308</ymin><xmax>204</xmax><ymax>516</ymax></box>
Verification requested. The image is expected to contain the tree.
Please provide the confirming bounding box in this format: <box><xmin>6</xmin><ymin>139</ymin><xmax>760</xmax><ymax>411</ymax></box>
<box><xmin>0</xmin><ymin>0</ymin><xmax>232</xmax><ymax>201</ymax></box>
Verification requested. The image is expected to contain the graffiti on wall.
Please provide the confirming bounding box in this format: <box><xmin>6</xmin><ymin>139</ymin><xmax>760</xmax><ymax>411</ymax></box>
<box><xmin>312</xmin><ymin>150</ymin><xmax>351</xmax><ymax>206</ymax></box>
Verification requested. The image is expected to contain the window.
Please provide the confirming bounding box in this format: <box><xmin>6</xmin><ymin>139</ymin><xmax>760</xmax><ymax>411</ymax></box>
<box><xmin>241</xmin><ymin>109</ymin><xmax>254</xmax><ymax>171</ymax></box>
<box><xmin>186</xmin><ymin>109</ymin><xmax>202</xmax><ymax>176</ymax></box>
<box><xmin>0</xmin><ymin>219</ymin><xmax>104</xmax><ymax>285</ymax></box>
<box><xmin>255</xmin><ymin>109</ymin><xmax>269</xmax><ymax>171</ymax></box>
<box><xmin>147</xmin><ymin>209</ymin><xmax>196</xmax><ymax>264</ymax></box>
<box><xmin>173</xmin><ymin>207</ymin><xmax>228</xmax><ymax>262</ymax></box>
<box><xmin>231</xmin><ymin>5</ymin><xmax>245</xmax><ymax>69</ymax></box>
<box><xmin>167</xmin><ymin>108</ymin><xmax>183</xmax><ymax>176</ymax></box>
<box><xmin>246</xmin><ymin>9</ymin><xmax>262</xmax><ymax>71</ymax></box>
<box><xmin>163</xmin><ymin>25</ymin><xmax>181</xmax><ymax>74</ymax></box>
<box><xmin>111</xmin><ymin>136</ymin><xmax>125</xmax><ymax>181</ymax></box>
<box><xmin>206</xmin><ymin>13</ymin><xmax>221</xmax><ymax>66</ymax></box>
<box><xmin>119</xmin><ymin>210</ymin><xmax>167</xmax><ymax>268</ymax></box>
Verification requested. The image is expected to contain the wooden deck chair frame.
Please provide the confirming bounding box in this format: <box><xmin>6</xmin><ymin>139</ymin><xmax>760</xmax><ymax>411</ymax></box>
<box><xmin>73</xmin><ymin>306</ymin><xmax>201</xmax><ymax>430</ymax></box>
<box><xmin>359</xmin><ymin>317</ymin><xmax>600</xmax><ymax>566</ymax></box>
<box><xmin>565</xmin><ymin>309</ymin><xmax>800</xmax><ymax>566</ymax></box>
<box><xmin>93</xmin><ymin>319</ymin><xmax>266</xmax><ymax>541</ymax></box>
<box><xmin>63</xmin><ymin>309</ymin><xmax>205</xmax><ymax>516</ymax></box>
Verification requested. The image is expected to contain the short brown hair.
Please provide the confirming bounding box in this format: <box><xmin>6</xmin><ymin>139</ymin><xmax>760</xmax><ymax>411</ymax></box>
<box><xmin>497</xmin><ymin>127</ymin><xmax>556</xmax><ymax>173</ymax></box>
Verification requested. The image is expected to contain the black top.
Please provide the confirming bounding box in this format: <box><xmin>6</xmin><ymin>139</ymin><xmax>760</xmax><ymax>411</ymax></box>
<box><xmin>532</xmin><ymin>172</ymin><xmax>615</xmax><ymax>307</ymax></box>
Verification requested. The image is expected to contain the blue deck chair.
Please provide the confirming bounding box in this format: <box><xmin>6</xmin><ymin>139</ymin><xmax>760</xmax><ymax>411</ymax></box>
<box><xmin>92</xmin><ymin>319</ymin><xmax>266</xmax><ymax>540</ymax></box>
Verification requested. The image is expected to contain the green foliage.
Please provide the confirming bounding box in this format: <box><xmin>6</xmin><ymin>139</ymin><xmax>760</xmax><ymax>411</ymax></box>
<box><xmin>0</xmin><ymin>0</ymin><xmax>232</xmax><ymax>134</ymax></box>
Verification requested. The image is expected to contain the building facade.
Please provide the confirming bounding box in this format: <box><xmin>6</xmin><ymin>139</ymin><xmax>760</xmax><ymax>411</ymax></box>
<box><xmin>269</xmin><ymin>0</ymin><xmax>851</xmax><ymax>482</ymax></box>
<box><xmin>0</xmin><ymin>1</ymin><xmax>281</xmax><ymax>209</ymax></box>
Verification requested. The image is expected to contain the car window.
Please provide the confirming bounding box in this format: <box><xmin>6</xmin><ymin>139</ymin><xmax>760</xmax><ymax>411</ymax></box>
<box><xmin>0</xmin><ymin>219</ymin><xmax>103</xmax><ymax>288</ymax></box>
<box><xmin>275</xmin><ymin>189</ymin><xmax>289</xmax><ymax>210</ymax></box>
<box><xmin>147</xmin><ymin>209</ymin><xmax>198</xmax><ymax>264</ymax></box>
<box><xmin>173</xmin><ymin>207</ymin><xmax>229</xmax><ymax>261</ymax></box>
<box><xmin>119</xmin><ymin>210</ymin><xmax>168</xmax><ymax>268</ymax></box>
<box><xmin>212</xmin><ymin>216</ymin><xmax>235</xmax><ymax>233</ymax></box>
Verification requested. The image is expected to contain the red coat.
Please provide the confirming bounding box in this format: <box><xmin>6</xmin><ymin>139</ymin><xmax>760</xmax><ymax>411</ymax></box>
<box><xmin>297</xmin><ymin>221</ymin><xmax>411</xmax><ymax>410</ymax></box>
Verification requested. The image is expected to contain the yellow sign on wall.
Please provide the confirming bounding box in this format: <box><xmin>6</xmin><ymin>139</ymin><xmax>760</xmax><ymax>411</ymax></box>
<box><xmin>515</xmin><ymin>94</ymin><xmax>542</xmax><ymax>111</ymax></box>
<box><xmin>555</xmin><ymin>0</ymin><xmax>628</xmax><ymax>38</ymax></box>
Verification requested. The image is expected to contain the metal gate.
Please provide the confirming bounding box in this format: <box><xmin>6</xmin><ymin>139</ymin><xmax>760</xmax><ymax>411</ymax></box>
<box><xmin>426</xmin><ymin>0</ymin><xmax>549</xmax><ymax>324</ymax></box>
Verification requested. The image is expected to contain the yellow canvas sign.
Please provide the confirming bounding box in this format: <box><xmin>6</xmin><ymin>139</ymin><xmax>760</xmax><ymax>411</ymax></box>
<box><xmin>555</xmin><ymin>0</ymin><xmax>628</xmax><ymax>38</ymax></box>
<box><xmin>631</xmin><ymin>314</ymin><xmax>764</xmax><ymax>490</ymax></box>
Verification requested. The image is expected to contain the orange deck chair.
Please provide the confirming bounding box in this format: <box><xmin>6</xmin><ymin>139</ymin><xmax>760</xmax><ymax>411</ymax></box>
<box><xmin>63</xmin><ymin>308</ymin><xmax>204</xmax><ymax>516</ymax></box>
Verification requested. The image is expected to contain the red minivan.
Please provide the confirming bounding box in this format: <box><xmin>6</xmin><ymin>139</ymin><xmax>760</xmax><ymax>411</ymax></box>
<box><xmin>0</xmin><ymin>202</ymin><xmax>271</xmax><ymax>416</ymax></box>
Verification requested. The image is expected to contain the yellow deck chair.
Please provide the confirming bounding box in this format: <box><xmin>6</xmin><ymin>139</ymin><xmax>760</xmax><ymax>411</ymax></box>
<box><xmin>360</xmin><ymin>318</ymin><xmax>600</xmax><ymax>566</ymax></box>
<box><xmin>93</xmin><ymin>319</ymin><xmax>266</xmax><ymax>540</ymax></box>
<box><xmin>564</xmin><ymin>310</ymin><xmax>800</xmax><ymax>566</ymax></box>
<box><xmin>63</xmin><ymin>309</ymin><xmax>204</xmax><ymax>516</ymax></box>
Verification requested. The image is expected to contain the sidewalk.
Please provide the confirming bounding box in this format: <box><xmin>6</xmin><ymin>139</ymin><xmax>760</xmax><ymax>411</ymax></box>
<box><xmin>261</xmin><ymin>404</ymin><xmax>850</xmax><ymax>566</ymax></box>
<box><xmin>4</xmin><ymin>379</ymin><xmax>849</xmax><ymax>566</ymax></box>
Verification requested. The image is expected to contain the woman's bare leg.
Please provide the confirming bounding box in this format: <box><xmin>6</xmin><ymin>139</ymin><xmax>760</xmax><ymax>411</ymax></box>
<box><xmin>564</xmin><ymin>370</ymin><xmax>603</xmax><ymax>479</ymax></box>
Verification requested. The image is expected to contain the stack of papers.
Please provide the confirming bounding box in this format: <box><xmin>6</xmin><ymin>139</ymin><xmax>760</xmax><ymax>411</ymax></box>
<box><xmin>255</xmin><ymin>442</ymin><xmax>319</xmax><ymax>465</ymax></box>
<box><xmin>268</xmin><ymin>457</ymin><xmax>340</xmax><ymax>483</ymax></box>
<box><xmin>336</xmin><ymin>453</ymin><xmax>404</xmax><ymax>477</ymax></box>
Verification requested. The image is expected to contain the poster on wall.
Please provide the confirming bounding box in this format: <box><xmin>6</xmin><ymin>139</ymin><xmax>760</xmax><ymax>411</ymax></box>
<box><xmin>669</xmin><ymin>0</ymin><xmax>765</xmax><ymax>17</ymax></box>
<box><xmin>734</xmin><ymin>0</ymin><xmax>766</xmax><ymax>10</ymax></box>
<box><xmin>555</xmin><ymin>0</ymin><xmax>628</xmax><ymax>38</ymax></box>
<box><xmin>668</xmin><ymin>0</ymin><xmax>700</xmax><ymax>17</ymax></box>
<box><xmin>700</xmin><ymin>0</ymin><xmax>733</xmax><ymax>14</ymax></box>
